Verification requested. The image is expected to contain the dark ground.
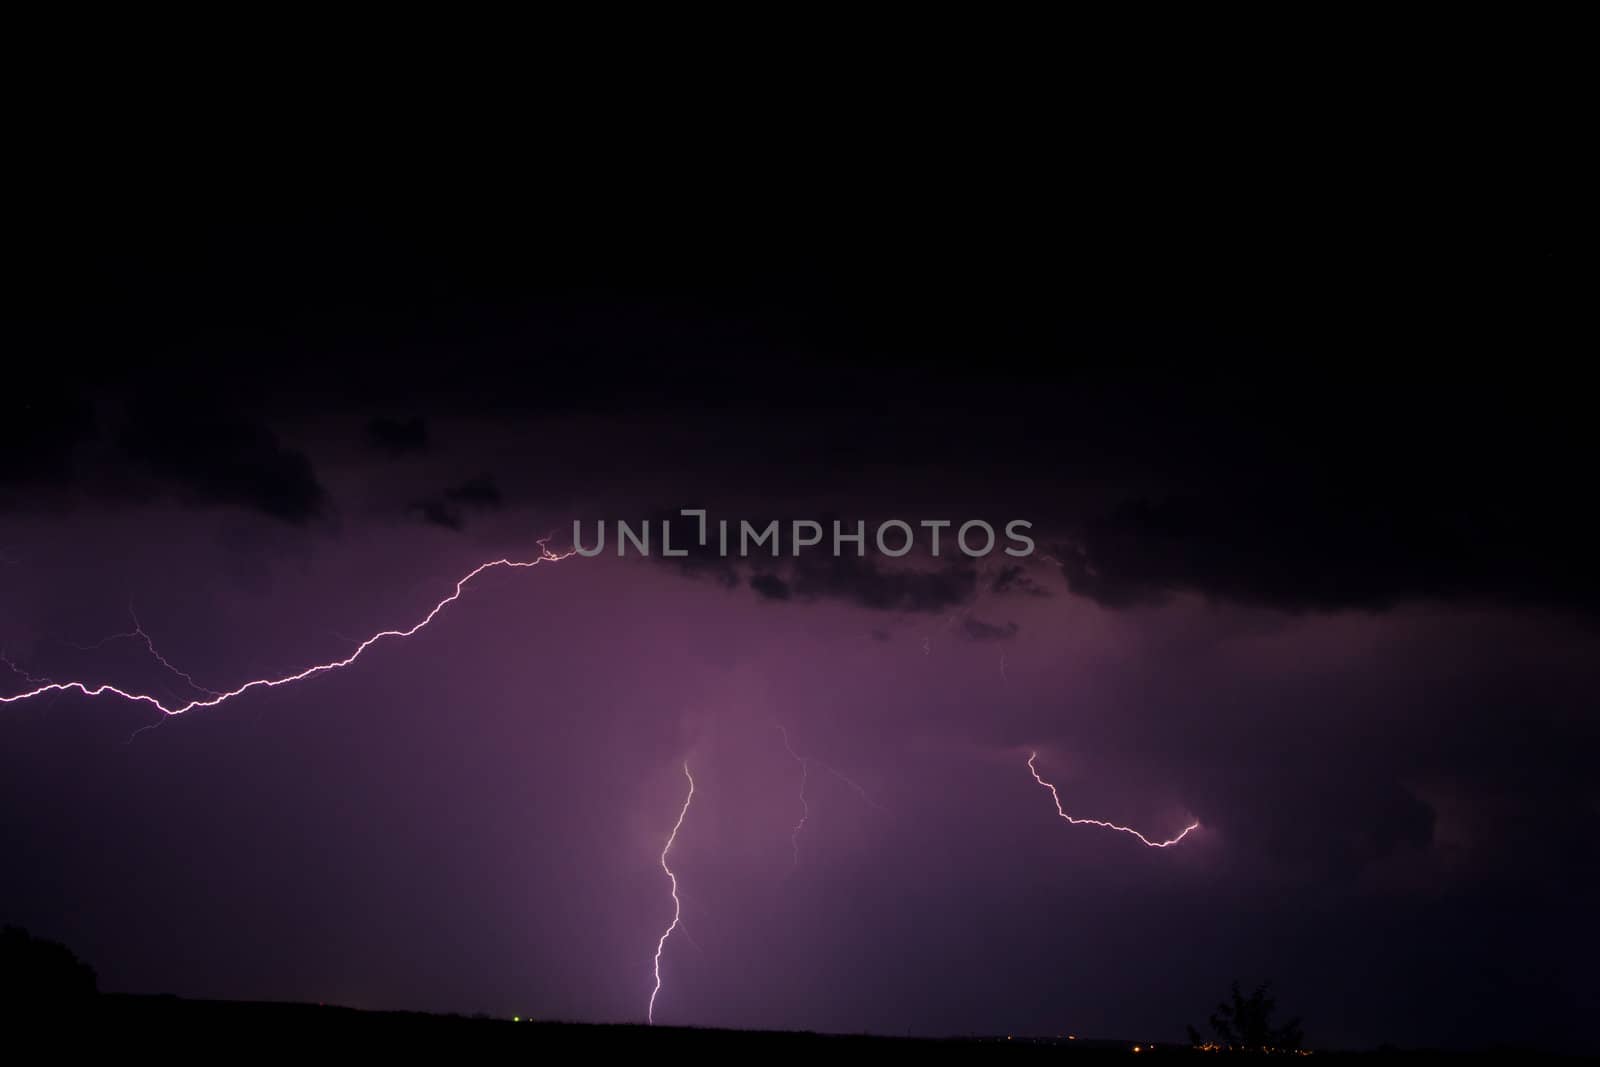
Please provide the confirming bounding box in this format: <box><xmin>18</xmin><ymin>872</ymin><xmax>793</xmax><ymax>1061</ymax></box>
<box><xmin>8</xmin><ymin>994</ymin><xmax>1574</xmax><ymax>1061</ymax></box>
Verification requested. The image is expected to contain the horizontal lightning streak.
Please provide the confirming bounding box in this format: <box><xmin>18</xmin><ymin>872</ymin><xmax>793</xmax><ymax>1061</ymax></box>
<box><xmin>0</xmin><ymin>542</ymin><xmax>576</xmax><ymax>717</ymax></box>
<box><xmin>1027</xmin><ymin>752</ymin><xmax>1198</xmax><ymax>849</ymax></box>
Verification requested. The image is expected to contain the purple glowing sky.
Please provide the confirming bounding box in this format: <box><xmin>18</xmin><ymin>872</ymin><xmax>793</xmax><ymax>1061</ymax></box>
<box><xmin>3</xmin><ymin>193</ymin><xmax>1596</xmax><ymax>1053</ymax></box>
<box><xmin>3</xmin><ymin>490</ymin><xmax>1594</xmax><ymax>1047</ymax></box>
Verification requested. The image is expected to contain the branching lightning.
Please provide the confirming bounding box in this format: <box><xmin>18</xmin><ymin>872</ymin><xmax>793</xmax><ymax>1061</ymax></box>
<box><xmin>68</xmin><ymin>607</ymin><xmax>222</xmax><ymax>698</ymax></box>
<box><xmin>775</xmin><ymin>723</ymin><xmax>887</xmax><ymax>870</ymax></box>
<box><xmin>649</xmin><ymin>761</ymin><xmax>695</xmax><ymax>1025</ymax></box>
<box><xmin>5</xmin><ymin>537</ymin><xmax>1200</xmax><ymax>1030</ymax></box>
<box><xmin>0</xmin><ymin>541</ymin><xmax>575</xmax><ymax>717</ymax></box>
<box><xmin>776</xmin><ymin>725</ymin><xmax>810</xmax><ymax>868</ymax></box>
<box><xmin>0</xmin><ymin>651</ymin><xmax>50</xmax><ymax>687</ymax></box>
<box><xmin>1027</xmin><ymin>751</ymin><xmax>1198</xmax><ymax>849</ymax></box>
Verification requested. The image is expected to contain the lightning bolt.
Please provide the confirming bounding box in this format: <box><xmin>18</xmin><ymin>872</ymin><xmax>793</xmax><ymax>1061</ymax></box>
<box><xmin>1</xmin><ymin>651</ymin><xmax>50</xmax><ymax>687</ymax></box>
<box><xmin>810</xmin><ymin>756</ymin><xmax>884</xmax><ymax>812</ymax></box>
<box><xmin>649</xmin><ymin>760</ymin><xmax>695</xmax><ymax>1025</ymax></box>
<box><xmin>776</xmin><ymin>725</ymin><xmax>810</xmax><ymax>869</ymax></box>
<box><xmin>67</xmin><ymin>607</ymin><xmax>222</xmax><ymax>698</ymax></box>
<box><xmin>1027</xmin><ymin>752</ymin><xmax>1198</xmax><ymax>849</ymax></box>
<box><xmin>775</xmin><ymin>723</ymin><xmax>887</xmax><ymax>870</ymax></box>
<box><xmin>0</xmin><ymin>540</ymin><xmax>576</xmax><ymax>717</ymax></box>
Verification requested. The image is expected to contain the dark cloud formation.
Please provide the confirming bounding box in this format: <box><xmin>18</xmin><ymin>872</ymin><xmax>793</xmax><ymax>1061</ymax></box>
<box><xmin>749</xmin><ymin>573</ymin><xmax>790</xmax><ymax>601</ymax></box>
<box><xmin>792</xmin><ymin>556</ymin><xmax>977</xmax><ymax>613</ymax></box>
<box><xmin>989</xmin><ymin>565</ymin><xmax>1048</xmax><ymax>598</ymax></box>
<box><xmin>0</xmin><ymin>397</ymin><xmax>97</xmax><ymax>508</ymax></box>
<box><xmin>1</xmin><ymin>396</ymin><xmax>327</xmax><ymax>525</ymax></box>
<box><xmin>641</xmin><ymin>512</ymin><xmax>979</xmax><ymax>613</ymax></box>
<box><xmin>3</xmin><ymin>141</ymin><xmax>1596</xmax><ymax>1053</ymax></box>
<box><xmin>665</xmin><ymin>553</ymin><xmax>742</xmax><ymax>589</ymax></box>
<box><xmin>445</xmin><ymin>477</ymin><xmax>502</xmax><ymax>509</ymax></box>
<box><xmin>1054</xmin><ymin>480</ymin><xmax>1600</xmax><ymax>617</ymax></box>
<box><xmin>959</xmin><ymin>617</ymin><xmax>1019</xmax><ymax>642</ymax></box>
<box><xmin>693</xmin><ymin>551</ymin><xmax>978</xmax><ymax>614</ymax></box>
<box><xmin>410</xmin><ymin>476</ymin><xmax>504</xmax><ymax>531</ymax></box>
<box><xmin>10</xmin><ymin>182</ymin><xmax>1594</xmax><ymax>621</ymax></box>
<box><xmin>118</xmin><ymin>408</ymin><xmax>326</xmax><ymax>524</ymax></box>
<box><xmin>367</xmin><ymin>416</ymin><xmax>429</xmax><ymax>456</ymax></box>
<box><xmin>642</xmin><ymin>523</ymin><xmax>743</xmax><ymax>588</ymax></box>
<box><xmin>412</xmin><ymin>500</ymin><xmax>464</xmax><ymax>531</ymax></box>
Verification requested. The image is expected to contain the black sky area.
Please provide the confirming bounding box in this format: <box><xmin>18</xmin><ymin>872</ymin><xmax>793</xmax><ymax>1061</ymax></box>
<box><xmin>3</xmin><ymin>65</ymin><xmax>1597</xmax><ymax>1053</ymax></box>
<box><xmin>11</xmin><ymin>171</ymin><xmax>1594</xmax><ymax>616</ymax></box>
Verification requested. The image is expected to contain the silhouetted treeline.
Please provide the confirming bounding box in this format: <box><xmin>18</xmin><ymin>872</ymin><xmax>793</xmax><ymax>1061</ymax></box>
<box><xmin>1188</xmin><ymin>980</ymin><xmax>1304</xmax><ymax>1052</ymax></box>
<box><xmin>1</xmin><ymin>925</ymin><xmax>98</xmax><ymax>1015</ymax></box>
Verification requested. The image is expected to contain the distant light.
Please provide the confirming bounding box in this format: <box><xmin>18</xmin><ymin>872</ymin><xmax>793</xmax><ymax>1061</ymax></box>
<box><xmin>513</xmin><ymin>1016</ymin><xmax>519</xmax><ymax>1022</ymax></box>
<box><xmin>1133</xmin><ymin>1046</ymin><xmax>1143</xmax><ymax>1054</ymax></box>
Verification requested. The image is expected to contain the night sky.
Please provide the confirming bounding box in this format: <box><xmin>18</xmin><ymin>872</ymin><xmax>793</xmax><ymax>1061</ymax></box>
<box><xmin>3</xmin><ymin>161</ymin><xmax>1595</xmax><ymax>1052</ymax></box>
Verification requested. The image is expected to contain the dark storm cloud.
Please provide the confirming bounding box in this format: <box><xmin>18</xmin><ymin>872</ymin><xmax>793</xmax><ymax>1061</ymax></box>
<box><xmin>786</xmin><ymin>555</ymin><xmax>977</xmax><ymax>613</ymax></box>
<box><xmin>0</xmin><ymin>396</ymin><xmax>326</xmax><ymax>525</ymax></box>
<box><xmin>15</xmin><ymin>194</ymin><xmax>1591</xmax><ymax>621</ymax></box>
<box><xmin>0</xmin><ymin>397</ymin><xmax>97</xmax><ymax>507</ymax></box>
<box><xmin>717</xmin><ymin>553</ymin><xmax>977</xmax><ymax>613</ymax></box>
<box><xmin>118</xmin><ymin>408</ymin><xmax>326</xmax><ymax>524</ymax></box>
<box><xmin>444</xmin><ymin>476</ymin><xmax>502</xmax><ymax>509</ymax></box>
<box><xmin>410</xmin><ymin>476</ymin><xmax>504</xmax><ymax>531</ymax></box>
<box><xmin>749</xmin><ymin>573</ymin><xmax>790</xmax><ymax>601</ymax></box>
<box><xmin>4</xmin><ymin>163</ymin><xmax>1596</xmax><ymax>1052</ymax></box>
<box><xmin>958</xmin><ymin>617</ymin><xmax>1019</xmax><ymax>642</ymax></box>
<box><xmin>366</xmin><ymin>416</ymin><xmax>429</xmax><ymax>455</ymax></box>
<box><xmin>1051</xmin><ymin>541</ymin><xmax>1172</xmax><ymax>611</ymax></box>
<box><xmin>641</xmin><ymin>524</ymin><xmax>743</xmax><ymax>588</ymax></box>
<box><xmin>989</xmin><ymin>565</ymin><xmax>1048</xmax><ymax>598</ymax></box>
<box><xmin>413</xmin><ymin>499</ymin><xmax>465</xmax><ymax>531</ymax></box>
<box><xmin>645</xmin><ymin>518</ymin><xmax>978</xmax><ymax>614</ymax></box>
<box><xmin>666</xmin><ymin>553</ymin><xmax>742</xmax><ymax>588</ymax></box>
<box><xmin>1051</xmin><ymin>484</ymin><xmax>1600</xmax><ymax>617</ymax></box>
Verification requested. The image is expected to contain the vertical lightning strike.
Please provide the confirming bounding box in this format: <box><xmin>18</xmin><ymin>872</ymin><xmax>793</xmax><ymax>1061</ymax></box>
<box><xmin>776</xmin><ymin>725</ymin><xmax>810</xmax><ymax>868</ymax></box>
<box><xmin>1027</xmin><ymin>752</ymin><xmax>1198</xmax><ymax>849</ymax></box>
<box><xmin>649</xmin><ymin>761</ymin><xmax>695</xmax><ymax>1026</ymax></box>
<box><xmin>775</xmin><ymin>722</ymin><xmax>889</xmax><ymax>873</ymax></box>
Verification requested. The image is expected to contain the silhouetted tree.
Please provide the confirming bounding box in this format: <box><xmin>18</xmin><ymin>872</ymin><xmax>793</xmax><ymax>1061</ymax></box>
<box><xmin>1187</xmin><ymin>980</ymin><xmax>1303</xmax><ymax>1051</ymax></box>
<box><xmin>1</xmin><ymin>926</ymin><xmax>98</xmax><ymax>1015</ymax></box>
